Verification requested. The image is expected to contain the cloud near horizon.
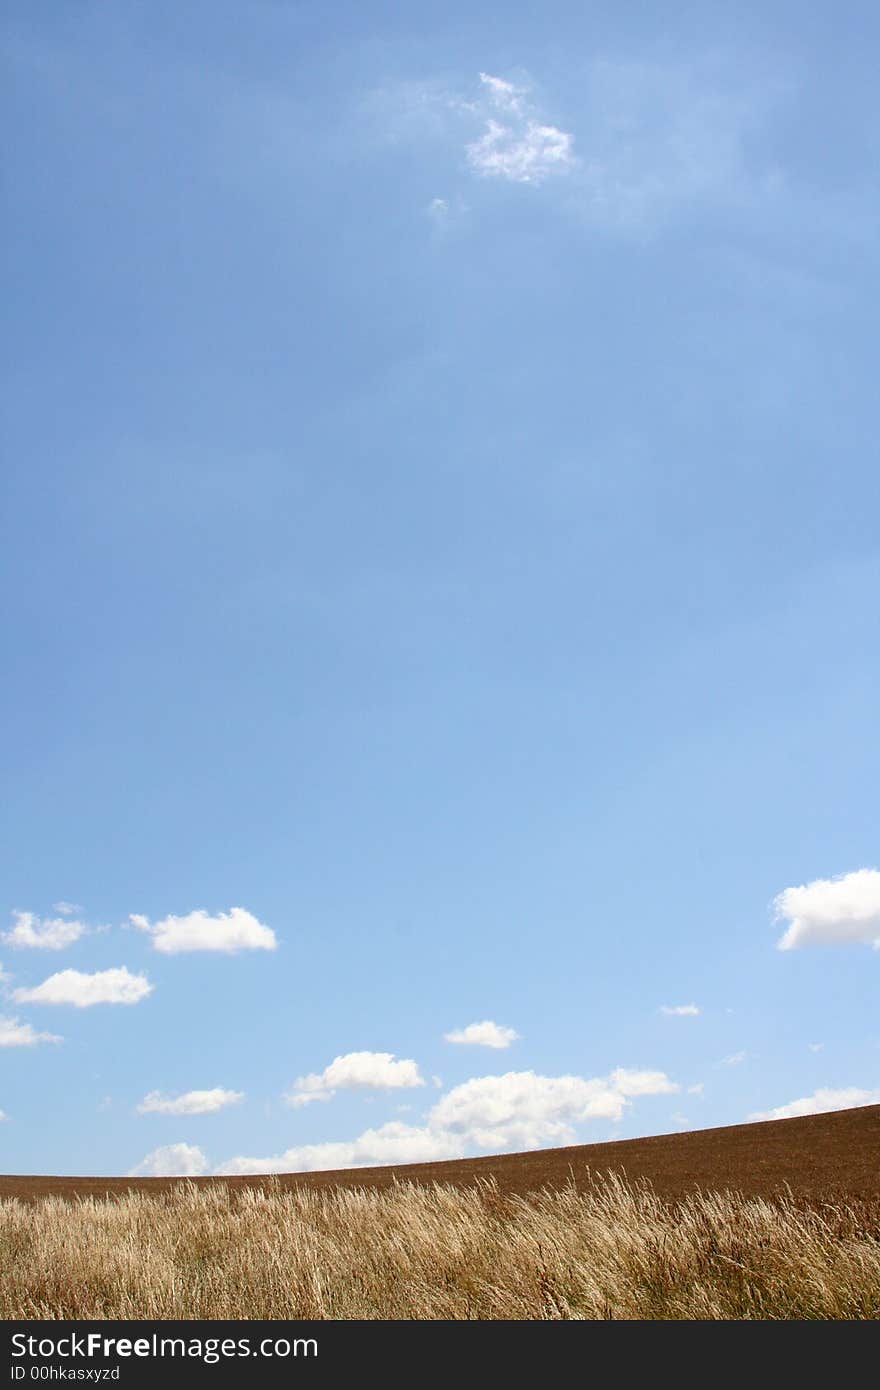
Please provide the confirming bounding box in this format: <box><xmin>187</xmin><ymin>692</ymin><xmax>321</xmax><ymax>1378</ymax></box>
<box><xmin>3</xmin><ymin>910</ymin><xmax>87</xmax><ymax>951</ymax></box>
<box><xmin>13</xmin><ymin>967</ymin><xmax>152</xmax><ymax>1008</ymax></box>
<box><xmin>749</xmin><ymin>1087</ymin><xmax>880</xmax><ymax>1122</ymax></box>
<box><xmin>129</xmin><ymin>1142</ymin><xmax>209</xmax><ymax>1178</ymax></box>
<box><xmin>219</xmin><ymin>1065</ymin><xmax>678</xmax><ymax>1174</ymax></box>
<box><xmin>444</xmin><ymin>1020</ymin><xmax>520</xmax><ymax>1049</ymax></box>
<box><xmin>774</xmin><ymin>869</ymin><xmax>880</xmax><ymax>950</ymax></box>
<box><xmin>137</xmin><ymin>1088</ymin><xmax>244</xmax><ymax>1116</ymax></box>
<box><xmin>286</xmin><ymin>1052</ymin><xmax>425</xmax><ymax>1108</ymax></box>
<box><xmin>131</xmin><ymin>907</ymin><xmax>277</xmax><ymax>955</ymax></box>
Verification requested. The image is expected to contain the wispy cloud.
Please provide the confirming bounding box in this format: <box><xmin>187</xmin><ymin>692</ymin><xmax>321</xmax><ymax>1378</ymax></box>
<box><xmin>131</xmin><ymin>907</ymin><xmax>277</xmax><ymax>955</ymax></box>
<box><xmin>774</xmin><ymin>869</ymin><xmax>880</xmax><ymax>950</ymax></box>
<box><xmin>660</xmin><ymin>1003</ymin><xmax>700</xmax><ymax>1017</ymax></box>
<box><xmin>721</xmin><ymin>1051</ymin><xmax>747</xmax><ymax>1067</ymax></box>
<box><xmin>137</xmin><ymin>1088</ymin><xmax>244</xmax><ymax>1116</ymax></box>
<box><xmin>3</xmin><ymin>910</ymin><xmax>87</xmax><ymax>951</ymax></box>
<box><xmin>129</xmin><ymin>1142</ymin><xmax>209</xmax><ymax>1178</ymax></box>
<box><xmin>0</xmin><ymin>1015</ymin><xmax>61</xmax><ymax>1047</ymax></box>
<box><xmin>382</xmin><ymin>55</ymin><xmax>789</xmax><ymax>232</ymax></box>
<box><xmin>13</xmin><ymin>967</ymin><xmax>152</xmax><ymax>1008</ymax></box>
<box><xmin>750</xmin><ymin>1087</ymin><xmax>880</xmax><ymax>1122</ymax></box>
<box><xmin>286</xmin><ymin>1052</ymin><xmax>425</xmax><ymax>1108</ymax></box>
<box><xmin>220</xmin><ymin>1065</ymin><xmax>678</xmax><ymax>1173</ymax></box>
<box><xmin>444</xmin><ymin>1020</ymin><xmax>520</xmax><ymax>1049</ymax></box>
<box><xmin>465</xmin><ymin>72</ymin><xmax>575</xmax><ymax>185</ymax></box>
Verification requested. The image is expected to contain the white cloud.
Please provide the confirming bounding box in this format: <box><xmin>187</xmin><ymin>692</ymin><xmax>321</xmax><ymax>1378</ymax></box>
<box><xmin>129</xmin><ymin>1143</ymin><xmax>209</xmax><ymax>1178</ymax></box>
<box><xmin>468</xmin><ymin>118</ymin><xmax>574</xmax><ymax>184</ymax></box>
<box><xmin>221</xmin><ymin>1063</ymin><xmax>679</xmax><ymax>1174</ymax></box>
<box><xmin>687</xmin><ymin>1082</ymin><xmax>705</xmax><ymax>1095</ymax></box>
<box><xmin>660</xmin><ymin>1003</ymin><xmax>700</xmax><ymax>1017</ymax></box>
<box><xmin>137</xmin><ymin>1088</ymin><xmax>244</xmax><ymax>1116</ymax></box>
<box><xmin>610</xmin><ymin>1068</ymin><xmax>679</xmax><ymax>1098</ymax></box>
<box><xmin>477</xmin><ymin>72</ymin><xmax>525</xmax><ymax>116</ymax></box>
<box><xmin>13</xmin><ymin>967</ymin><xmax>152</xmax><ymax>1008</ymax></box>
<box><xmin>444</xmin><ymin>1020</ymin><xmax>520</xmax><ymax>1049</ymax></box>
<box><xmin>383</xmin><ymin>56</ymin><xmax>788</xmax><ymax>233</ymax></box>
<box><xmin>0</xmin><ymin>1109</ymin><xmax>6</xmax><ymax>1121</ymax></box>
<box><xmin>52</xmin><ymin>902</ymin><xmax>82</xmax><ymax>918</ymax></box>
<box><xmin>430</xmin><ymin>1071</ymin><xmax>628</xmax><ymax>1149</ymax></box>
<box><xmin>131</xmin><ymin>907</ymin><xmax>277</xmax><ymax>955</ymax></box>
<box><xmin>809</xmin><ymin>1042</ymin><xmax>825</xmax><ymax>1053</ymax></box>
<box><xmin>774</xmin><ymin>869</ymin><xmax>880</xmax><ymax>950</ymax></box>
<box><xmin>428</xmin><ymin>196</ymin><xmax>448</xmax><ymax>217</ymax></box>
<box><xmin>749</xmin><ymin>1087</ymin><xmax>880</xmax><ymax>1122</ymax></box>
<box><xmin>286</xmin><ymin>1052</ymin><xmax>425</xmax><ymax>1108</ymax></box>
<box><xmin>721</xmin><ymin>1051</ymin><xmax>747</xmax><ymax>1066</ymax></box>
<box><xmin>0</xmin><ymin>1015</ymin><xmax>61</xmax><ymax>1047</ymax></box>
<box><xmin>217</xmin><ymin>1121</ymin><xmax>460</xmax><ymax>1176</ymax></box>
<box><xmin>3</xmin><ymin>911</ymin><xmax>86</xmax><ymax>951</ymax></box>
<box><xmin>465</xmin><ymin>74</ymin><xmax>575</xmax><ymax>185</ymax></box>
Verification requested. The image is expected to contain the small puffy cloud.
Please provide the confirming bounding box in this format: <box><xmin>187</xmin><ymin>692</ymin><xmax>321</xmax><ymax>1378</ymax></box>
<box><xmin>13</xmin><ymin>967</ymin><xmax>152</xmax><ymax>1008</ymax></box>
<box><xmin>429</xmin><ymin>1072</ymin><xmax>621</xmax><ymax>1149</ymax></box>
<box><xmin>131</xmin><ymin>907</ymin><xmax>277</xmax><ymax>955</ymax></box>
<box><xmin>287</xmin><ymin>1052</ymin><xmax>425</xmax><ymax>1108</ymax></box>
<box><xmin>660</xmin><ymin>1003</ymin><xmax>700</xmax><ymax>1017</ymax></box>
<box><xmin>428</xmin><ymin>196</ymin><xmax>448</xmax><ymax>217</ymax></box>
<box><xmin>137</xmin><ymin>1088</ymin><xmax>244</xmax><ymax>1116</ymax></box>
<box><xmin>3</xmin><ymin>911</ymin><xmax>86</xmax><ymax>951</ymax></box>
<box><xmin>52</xmin><ymin>902</ymin><xmax>82</xmax><ymax>917</ymax></box>
<box><xmin>774</xmin><ymin>869</ymin><xmax>880</xmax><ymax>950</ymax></box>
<box><xmin>721</xmin><ymin>1051</ymin><xmax>747</xmax><ymax>1066</ymax></box>
<box><xmin>0</xmin><ymin>1015</ymin><xmax>61</xmax><ymax>1047</ymax></box>
<box><xmin>444</xmin><ymin>1020</ymin><xmax>520</xmax><ymax>1049</ymax></box>
<box><xmin>431</xmin><ymin>1068</ymin><xmax>677</xmax><ymax>1151</ymax></box>
<box><xmin>222</xmin><ymin>1063</ymin><xmax>679</xmax><ymax>1174</ymax></box>
<box><xmin>129</xmin><ymin>1142</ymin><xmax>209</xmax><ymax>1177</ymax></box>
<box><xmin>466</xmin><ymin>72</ymin><xmax>575</xmax><ymax>185</ymax></box>
<box><xmin>749</xmin><ymin>1087</ymin><xmax>880</xmax><ymax>1123</ymax></box>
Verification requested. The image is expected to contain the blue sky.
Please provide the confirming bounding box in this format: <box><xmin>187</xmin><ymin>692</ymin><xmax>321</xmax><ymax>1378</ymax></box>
<box><xmin>2</xmin><ymin>1</ymin><xmax>879</xmax><ymax>1177</ymax></box>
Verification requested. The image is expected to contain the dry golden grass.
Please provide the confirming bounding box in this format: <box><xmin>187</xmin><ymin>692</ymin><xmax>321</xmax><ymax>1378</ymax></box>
<box><xmin>2</xmin><ymin>1173</ymin><xmax>879</xmax><ymax>1320</ymax></box>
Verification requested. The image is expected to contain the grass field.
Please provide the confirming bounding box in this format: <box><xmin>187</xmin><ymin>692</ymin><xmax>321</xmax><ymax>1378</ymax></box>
<box><xmin>2</xmin><ymin>1174</ymin><xmax>879</xmax><ymax>1319</ymax></box>
<box><xmin>3</xmin><ymin>1107</ymin><xmax>879</xmax><ymax>1320</ymax></box>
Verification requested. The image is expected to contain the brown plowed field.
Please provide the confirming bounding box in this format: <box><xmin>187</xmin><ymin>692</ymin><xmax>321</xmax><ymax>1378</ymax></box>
<box><xmin>2</xmin><ymin>1104</ymin><xmax>879</xmax><ymax>1204</ymax></box>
